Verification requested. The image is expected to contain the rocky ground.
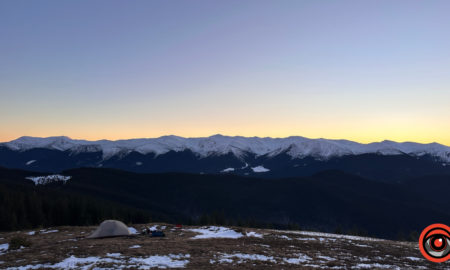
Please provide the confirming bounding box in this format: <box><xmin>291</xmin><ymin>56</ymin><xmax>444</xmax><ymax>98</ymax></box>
<box><xmin>0</xmin><ymin>223</ymin><xmax>448</xmax><ymax>269</ymax></box>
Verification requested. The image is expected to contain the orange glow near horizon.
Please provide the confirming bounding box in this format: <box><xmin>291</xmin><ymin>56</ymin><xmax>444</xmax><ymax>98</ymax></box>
<box><xmin>1</xmin><ymin>121</ymin><xmax>449</xmax><ymax>146</ymax></box>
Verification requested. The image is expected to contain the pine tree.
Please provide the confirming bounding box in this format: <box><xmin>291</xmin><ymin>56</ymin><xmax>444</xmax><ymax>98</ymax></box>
<box><xmin>334</xmin><ymin>224</ymin><xmax>342</xmax><ymax>234</ymax></box>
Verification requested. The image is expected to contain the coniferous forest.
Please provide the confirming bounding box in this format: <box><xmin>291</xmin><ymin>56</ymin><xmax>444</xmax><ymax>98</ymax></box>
<box><xmin>0</xmin><ymin>179</ymin><xmax>151</xmax><ymax>231</ymax></box>
<box><xmin>1</xmin><ymin>166</ymin><xmax>449</xmax><ymax>241</ymax></box>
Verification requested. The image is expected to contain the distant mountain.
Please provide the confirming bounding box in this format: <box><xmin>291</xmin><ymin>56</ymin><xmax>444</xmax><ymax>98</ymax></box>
<box><xmin>1</xmin><ymin>135</ymin><xmax>449</xmax><ymax>182</ymax></box>
<box><xmin>2</xmin><ymin>166</ymin><xmax>449</xmax><ymax>239</ymax></box>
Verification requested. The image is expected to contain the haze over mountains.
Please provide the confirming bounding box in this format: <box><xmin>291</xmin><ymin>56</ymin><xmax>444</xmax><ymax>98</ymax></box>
<box><xmin>1</xmin><ymin>135</ymin><xmax>449</xmax><ymax>182</ymax></box>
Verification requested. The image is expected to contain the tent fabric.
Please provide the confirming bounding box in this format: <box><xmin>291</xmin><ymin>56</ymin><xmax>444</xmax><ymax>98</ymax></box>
<box><xmin>87</xmin><ymin>220</ymin><xmax>131</xmax><ymax>239</ymax></box>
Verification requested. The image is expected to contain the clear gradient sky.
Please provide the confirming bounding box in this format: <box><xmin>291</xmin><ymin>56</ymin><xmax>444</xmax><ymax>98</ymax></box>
<box><xmin>1</xmin><ymin>1</ymin><xmax>449</xmax><ymax>145</ymax></box>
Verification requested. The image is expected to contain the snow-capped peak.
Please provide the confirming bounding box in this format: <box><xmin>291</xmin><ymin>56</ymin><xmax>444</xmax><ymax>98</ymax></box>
<box><xmin>1</xmin><ymin>135</ymin><xmax>449</xmax><ymax>163</ymax></box>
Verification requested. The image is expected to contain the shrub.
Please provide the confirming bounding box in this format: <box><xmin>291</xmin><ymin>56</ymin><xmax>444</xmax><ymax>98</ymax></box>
<box><xmin>8</xmin><ymin>236</ymin><xmax>32</xmax><ymax>251</ymax></box>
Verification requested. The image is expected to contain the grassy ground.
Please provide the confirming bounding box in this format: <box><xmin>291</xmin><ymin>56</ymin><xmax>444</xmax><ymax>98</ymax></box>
<box><xmin>0</xmin><ymin>223</ymin><xmax>448</xmax><ymax>269</ymax></box>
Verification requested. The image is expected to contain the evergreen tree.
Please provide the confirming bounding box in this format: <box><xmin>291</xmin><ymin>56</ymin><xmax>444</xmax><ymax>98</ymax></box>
<box><xmin>334</xmin><ymin>224</ymin><xmax>342</xmax><ymax>234</ymax></box>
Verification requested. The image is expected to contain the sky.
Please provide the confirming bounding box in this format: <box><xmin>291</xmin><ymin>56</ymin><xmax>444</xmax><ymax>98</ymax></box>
<box><xmin>1</xmin><ymin>0</ymin><xmax>449</xmax><ymax>145</ymax></box>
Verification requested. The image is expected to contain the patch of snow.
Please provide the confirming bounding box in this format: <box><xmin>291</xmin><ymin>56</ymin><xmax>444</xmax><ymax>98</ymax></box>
<box><xmin>251</xmin><ymin>165</ymin><xmax>270</xmax><ymax>172</ymax></box>
<box><xmin>0</xmin><ymin>243</ymin><xmax>9</xmax><ymax>255</ymax></box>
<box><xmin>130</xmin><ymin>245</ymin><xmax>141</xmax><ymax>249</ymax></box>
<box><xmin>272</xmin><ymin>230</ymin><xmax>382</xmax><ymax>242</ymax></box>
<box><xmin>106</xmin><ymin>253</ymin><xmax>122</xmax><ymax>257</ymax></box>
<box><xmin>136</xmin><ymin>162</ymin><xmax>142</xmax><ymax>165</ymax></box>
<box><xmin>213</xmin><ymin>253</ymin><xmax>276</xmax><ymax>263</ymax></box>
<box><xmin>406</xmin><ymin>257</ymin><xmax>422</xmax><ymax>261</ymax></box>
<box><xmin>241</xmin><ymin>163</ymin><xmax>248</xmax><ymax>169</ymax></box>
<box><xmin>26</xmin><ymin>175</ymin><xmax>71</xmax><ymax>185</ymax></box>
<box><xmin>7</xmin><ymin>254</ymin><xmax>190</xmax><ymax>269</ymax></box>
<box><xmin>317</xmin><ymin>255</ymin><xmax>335</xmax><ymax>261</ymax></box>
<box><xmin>26</xmin><ymin>160</ymin><xmax>36</xmax><ymax>165</ymax></box>
<box><xmin>246</xmin><ymin>232</ymin><xmax>263</xmax><ymax>238</ymax></box>
<box><xmin>278</xmin><ymin>235</ymin><xmax>292</xmax><ymax>240</ymax></box>
<box><xmin>129</xmin><ymin>254</ymin><xmax>189</xmax><ymax>268</ymax></box>
<box><xmin>28</xmin><ymin>231</ymin><xmax>35</xmax><ymax>235</ymax></box>
<box><xmin>188</xmin><ymin>226</ymin><xmax>243</xmax><ymax>239</ymax></box>
<box><xmin>354</xmin><ymin>263</ymin><xmax>400</xmax><ymax>269</ymax></box>
<box><xmin>40</xmin><ymin>230</ymin><xmax>58</xmax><ymax>234</ymax></box>
<box><xmin>221</xmin><ymin>168</ymin><xmax>234</xmax><ymax>172</ymax></box>
<box><xmin>283</xmin><ymin>254</ymin><xmax>312</xmax><ymax>264</ymax></box>
<box><xmin>128</xmin><ymin>227</ymin><xmax>138</xmax><ymax>234</ymax></box>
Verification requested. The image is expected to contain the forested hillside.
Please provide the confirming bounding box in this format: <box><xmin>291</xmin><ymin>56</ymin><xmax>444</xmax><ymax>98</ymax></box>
<box><xmin>0</xmin><ymin>178</ymin><xmax>151</xmax><ymax>232</ymax></box>
<box><xmin>2</xmin><ymin>166</ymin><xmax>449</xmax><ymax>240</ymax></box>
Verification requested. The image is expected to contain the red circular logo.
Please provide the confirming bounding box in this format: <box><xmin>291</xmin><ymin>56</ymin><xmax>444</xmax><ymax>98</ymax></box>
<box><xmin>419</xmin><ymin>224</ymin><xmax>450</xmax><ymax>263</ymax></box>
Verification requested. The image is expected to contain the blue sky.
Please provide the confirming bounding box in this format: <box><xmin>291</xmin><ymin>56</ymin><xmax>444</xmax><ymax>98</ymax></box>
<box><xmin>1</xmin><ymin>1</ymin><xmax>449</xmax><ymax>145</ymax></box>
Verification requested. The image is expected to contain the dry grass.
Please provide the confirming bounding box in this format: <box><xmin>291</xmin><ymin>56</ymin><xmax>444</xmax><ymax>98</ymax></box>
<box><xmin>0</xmin><ymin>224</ymin><xmax>448</xmax><ymax>269</ymax></box>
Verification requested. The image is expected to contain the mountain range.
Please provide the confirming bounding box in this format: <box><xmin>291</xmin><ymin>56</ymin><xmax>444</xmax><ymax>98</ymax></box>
<box><xmin>1</xmin><ymin>135</ymin><xmax>449</xmax><ymax>182</ymax></box>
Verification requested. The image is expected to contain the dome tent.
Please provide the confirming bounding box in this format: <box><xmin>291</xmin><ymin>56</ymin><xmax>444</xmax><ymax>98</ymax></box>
<box><xmin>87</xmin><ymin>220</ymin><xmax>131</xmax><ymax>239</ymax></box>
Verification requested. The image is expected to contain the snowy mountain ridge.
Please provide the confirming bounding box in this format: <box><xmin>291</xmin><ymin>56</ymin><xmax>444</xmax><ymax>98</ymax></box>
<box><xmin>2</xmin><ymin>135</ymin><xmax>450</xmax><ymax>163</ymax></box>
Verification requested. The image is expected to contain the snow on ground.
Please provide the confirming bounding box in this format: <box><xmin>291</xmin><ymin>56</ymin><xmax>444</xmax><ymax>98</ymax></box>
<box><xmin>26</xmin><ymin>160</ymin><xmax>36</xmax><ymax>165</ymax></box>
<box><xmin>283</xmin><ymin>254</ymin><xmax>312</xmax><ymax>264</ymax></box>
<box><xmin>128</xmin><ymin>227</ymin><xmax>138</xmax><ymax>234</ymax></box>
<box><xmin>221</xmin><ymin>168</ymin><xmax>234</xmax><ymax>172</ymax></box>
<box><xmin>188</xmin><ymin>226</ymin><xmax>243</xmax><ymax>239</ymax></box>
<box><xmin>354</xmin><ymin>263</ymin><xmax>401</xmax><ymax>269</ymax></box>
<box><xmin>0</xmin><ymin>244</ymin><xmax>8</xmax><ymax>255</ymax></box>
<box><xmin>106</xmin><ymin>253</ymin><xmax>122</xmax><ymax>257</ymax></box>
<box><xmin>40</xmin><ymin>230</ymin><xmax>58</xmax><ymax>234</ymax></box>
<box><xmin>251</xmin><ymin>165</ymin><xmax>270</xmax><ymax>172</ymax></box>
<box><xmin>129</xmin><ymin>245</ymin><xmax>141</xmax><ymax>249</ymax></box>
<box><xmin>246</xmin><ymin>231</ymin><xmax>263</xmax><ymax>238</ymax></box>
<box><xmin>274</xmin><ymin>229</ymin><xmax>383</xmax><ymax>242</ymax></box>
<box><xmin>27</xmin><ymin>231</ymin><xmax>35</xmax><ymax>235</ymax></box>
<box><xmin>3</xmin><ymin>254</ymin><xmax>191</xmax><ymax>269</ymax></box>
<box><xmin>25</xmin><ymin>175</ymin><xmax>71</xmax><ymax>185</ymax></box>
<box><xmin>278</xmin><ymin>235</ymin><xmax>292</xmax><ymax>240</ymax></box>
<box><xmin>136</xmin><ymin>162</ymin><xmax>142</xmax><ymax>165</ymax></box>
<box><xmin>317</xmin><ymin>255</ymin><xmax>336</xmax><ymax>261</ymax></box>
<box><xmin>211</xmin><ymin>253</ymin><xmax>276</xmax><ymax>264</ymax></box>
